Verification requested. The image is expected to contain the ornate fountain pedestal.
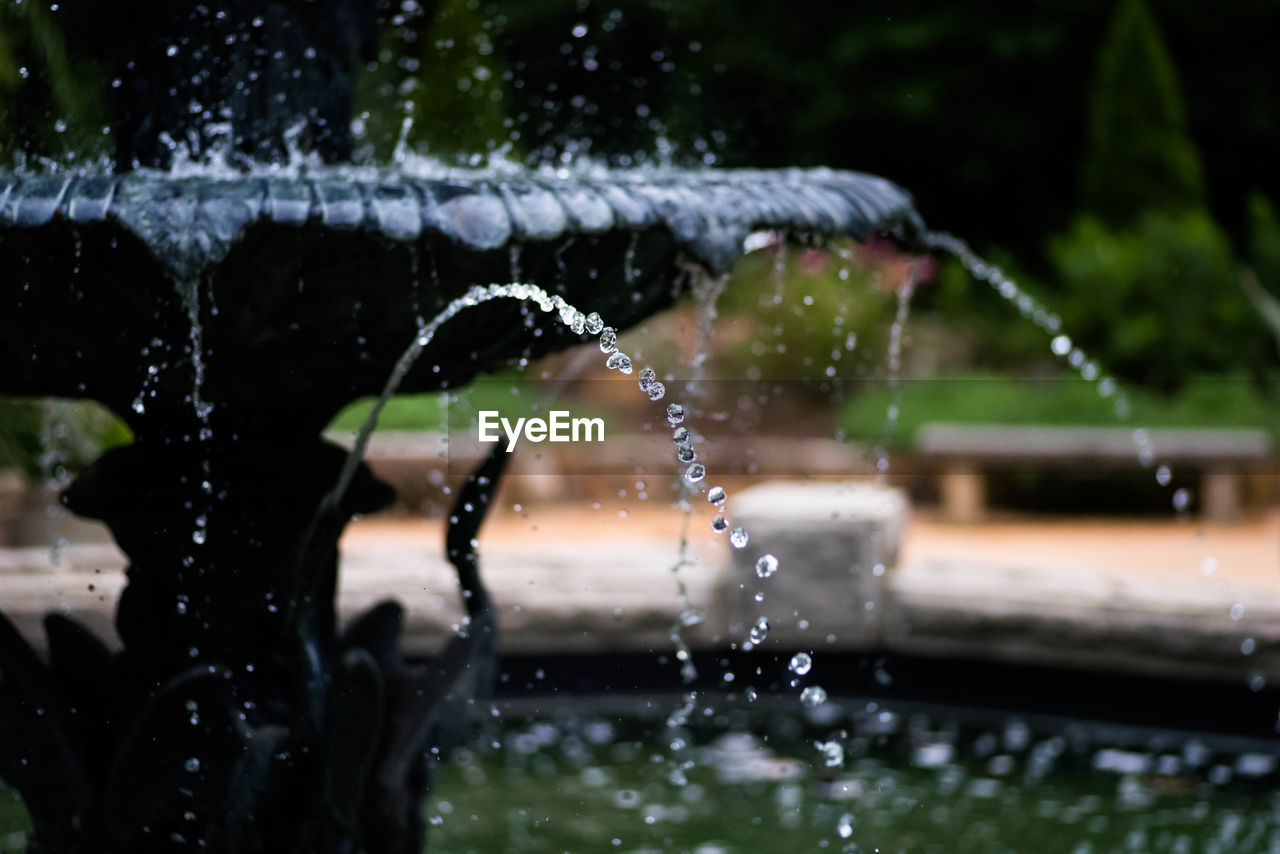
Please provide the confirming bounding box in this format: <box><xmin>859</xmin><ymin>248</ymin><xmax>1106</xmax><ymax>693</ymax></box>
<box><xmin>0</xmin><ymin>4</ymin><xmax>924</xmax><ymax>851</ymax></box>
<box><xmin>0</xmin><ymin>167</ymin><xmax>920</xmax><ymax>852</ymax></box>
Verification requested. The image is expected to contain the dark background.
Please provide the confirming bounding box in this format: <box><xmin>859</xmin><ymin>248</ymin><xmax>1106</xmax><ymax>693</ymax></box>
<box><xmin>2</xmin><ymin>0</ymin><xmax>1278</xmax><ymax>453</ymax></box>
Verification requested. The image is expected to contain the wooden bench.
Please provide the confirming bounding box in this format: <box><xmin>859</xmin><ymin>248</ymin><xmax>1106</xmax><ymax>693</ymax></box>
<box><xmin>916</xmin><ymin>423</ymin><xmax>1274</xmax><ymax>523</ymax></box>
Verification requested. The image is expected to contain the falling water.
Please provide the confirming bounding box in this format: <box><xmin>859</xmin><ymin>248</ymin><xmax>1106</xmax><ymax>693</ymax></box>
<box><xmin>662</xmin><ymin>269</ymin><xmax>729</xmax><ymax>691</ymax></box>
<box><xmin>874</xmin><ymin>260</ymin><xmax>921</xmax><ymax>478</ymax></box>
<box><xmin>767</xmin><ymin>240</ymin><xmax>787</xmax><ymax>307</ymax></box>
<box><xmin>301</xmin><ymin>270</ymin><xmax>803</xmax><ymax>755</ymax></box>
<box><xmin>623</xmin><ymin>232</ymin><xmax>640</xmax><ymax>286</ymax></box>
<box><xmin>176</xmin><ymin>278</ymin><xmax>215</xmax><ymax>565</ymax></box>
<box><xmin>925</xmin><ymin>231</ymin><xmax>1177</xmax><ymax>504</ymax></box>
<box><xmin>38</xmin><ymin>400</ymin><xmax>71</xmax><ymax>566</ymax></box>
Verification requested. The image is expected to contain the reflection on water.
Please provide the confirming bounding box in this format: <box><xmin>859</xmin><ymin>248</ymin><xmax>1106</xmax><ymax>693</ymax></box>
<box><xmin>239</xmin><ymin>705</ymin><xmax>1280</xmax><ymax>854</ymax></box>
<box><xmin>0</xmin><ymin>700</ymin><xmax>1276</xmax><ymax>852</ymax></box>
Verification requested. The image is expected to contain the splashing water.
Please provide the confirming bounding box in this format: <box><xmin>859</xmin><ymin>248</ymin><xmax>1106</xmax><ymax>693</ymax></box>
<box><xmin>301</xmin><ymin>283</ymin><xmax>620</xmax><ymax>585</ymax></box>
<box><xmin>303</xmin><ymin>278</ymin><xmax>728</xmax><ymax>692</ymax></box>
<box><xmin>817</xmin><ymin>739</ymin><xmax>844</xmax><ymax>769</ymax></box>
<box><xmin>799</xmin><ymin>685</ymin><xmax>827</xmax><ymax>707</ymax></box>
<box><xmin>178</xmin><ymin>277</ymin><xmax>215</xmax><ymax>555</ymax></box>
<box><xmin>924</xmin><ymin>231</ymin><xmax>1177</xmax><ymax>494</ymax></box>
<box><xmin>605</xmin><ymin>352</ymin><xmax>634</xmax><ymax>374</ymax></box>
<box><xmin>789</xmin><ymin>652</ymin><xmax>813</xmax><ymax>676</ymax></box>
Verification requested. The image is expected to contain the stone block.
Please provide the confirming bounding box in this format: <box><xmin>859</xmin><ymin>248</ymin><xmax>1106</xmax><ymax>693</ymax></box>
<box><xmin>721</xmin><ymin>481</ymin><xmax>909</xmax><ymax>651</ymax></box>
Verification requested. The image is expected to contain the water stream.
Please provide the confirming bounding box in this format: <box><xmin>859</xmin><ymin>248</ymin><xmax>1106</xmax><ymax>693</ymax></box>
<box><xmin>924</xmin><ymin>231</ymin><xmax>1175</xmax><ymax>501</ymax></box>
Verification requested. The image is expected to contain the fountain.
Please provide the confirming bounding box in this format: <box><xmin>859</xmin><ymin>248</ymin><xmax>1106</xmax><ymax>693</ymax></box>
<box><xmin>0</xmin><ymin>2</ymin><xmax>923</xmax><ymax>851</ymax></box>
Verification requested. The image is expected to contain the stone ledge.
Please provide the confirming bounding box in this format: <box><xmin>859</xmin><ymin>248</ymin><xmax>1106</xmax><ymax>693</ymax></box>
<box><xmin>886</xmin><ymin>558</ymin><xmax>1280</xmax><ymax>683</ymax></box>
<box><xmin>0</xmin><ymin>539</ymin><xmax>725</xmax><ymax>658</ymax></box>
<box><xmin>0</xmin><ymin>493</ymin><xmax>1275</xmax><ymax>686</ymax></box>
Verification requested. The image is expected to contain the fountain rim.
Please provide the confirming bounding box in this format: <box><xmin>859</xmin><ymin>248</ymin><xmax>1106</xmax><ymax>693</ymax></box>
<box><xmin>0</xmin><ymin>165</ymin><xmax>927</xmax><ymax>280</ymax></box>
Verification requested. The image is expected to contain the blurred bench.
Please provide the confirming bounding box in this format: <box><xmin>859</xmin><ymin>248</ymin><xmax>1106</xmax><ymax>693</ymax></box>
<box><xmin>916</xmin><ymin>423</ymin><xmax>1273</xmax><ymax>523</ymax></box>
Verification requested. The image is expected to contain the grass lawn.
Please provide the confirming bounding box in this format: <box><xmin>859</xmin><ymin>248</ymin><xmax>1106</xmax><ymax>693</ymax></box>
<box><xmin>839</xmin><ymin>372</ymin><xmax>1280</xmax><ymax>448</ymax></box>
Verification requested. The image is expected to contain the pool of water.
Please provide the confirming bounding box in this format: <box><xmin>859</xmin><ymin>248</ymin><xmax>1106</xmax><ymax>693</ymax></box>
<box><xmin>3</xmin><ymin>698</ymin><xmax>1278</xmax><ymax>854</ymax></box>
<box><xmin>422</xmin><ymin>706</ymin><xmax>1280</xmax><ymax>854</ymax></box>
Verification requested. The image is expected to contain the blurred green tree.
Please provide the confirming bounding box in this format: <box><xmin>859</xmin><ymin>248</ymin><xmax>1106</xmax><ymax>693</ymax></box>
<box><xmin>1049</xmin><ymin>210</ymin><xmax>1270</xmax><ymax>388</ymax></box>
<box><xmin>1079</xmin><ymin>0</ymin><xmax>1204</xmax><ymax>224</ymax></box>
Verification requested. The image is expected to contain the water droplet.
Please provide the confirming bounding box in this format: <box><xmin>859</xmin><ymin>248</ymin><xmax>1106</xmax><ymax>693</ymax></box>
<box><xmin>1242</xmin><ymin>638</ymin><xmax>1256</xmax><ymax>655</ymax></box>
<box><xmin>1201</xmin><ymin>556</ymin><xmax>1218</xmax><ymax>575</ymax></box>
<box><xmin>184</xmin><ymin>757</ymin><xmax>200</xmax><ymax>773</ymax></box>
<box><xmin>789</xmin><ymin>652</ymin><xmax>812</xmax><ymax>675</ymax></box>
<box><xmin>745</xmin><ymin>687</ymin><xmax>758</xmax><ymax>702</ymax></box>
<box><xmin>755</xmin><ymin>554</ymin><xmax>778</xmax><ymax>578</ymax></box>
<box><xmin>676</xmin><ymin>441</ymin><xmax>696</xmax><ymax>463</ymax></box>
<box><xmin>1172</xmin><ymin>488</ymin><xmax>1192</xmax><ymax>512</ymax></box>
<box><xmin>1155</xmin><ymin>465</ymin><xmax>1172</xmax><ymax>486</ymax></box>
<box><xmin>683</xmin><ymin>463</ymin><xmax>705</xmax><ymax>484</ymax></box>
<box><xmin>749</xmin><ymin>617</ymin><xmax>769</xmax><ymax>645</ymax></box>
<box><xmin>672</xmin><ymin>426</ymin><xmax>689</xmax><ymax>442</ymax></box>
<box><xmin>606</xmin><ymin>352</ymin><xmax>633</xmax><ymax>374</ymax></box>
<box><xmin>599</xmin><ymin>327</ymin><xmax>617</xmax><ymax>353</ymax></box>
<box><xmin>818</xmin><ymin>740</ymin><xmax>844</xmax><ymax>768</ymax></box>
<box><xmin>1050</xmin><ymin>335</ymin><xmax>1072</xmax><ymax>357</ymax></box>
<box><xmin>585</xmin><ymin>312</ymin><xmax>604</xmax><ymax>334</ymax></box>
<box><xmin>711</xmin><ymin>516</ymin><xmax>728</xmax><ymax>532</ymax></box>
<box><xmin>729</xmin><ymin>527</ymin><xmax>748</xmax><ymax>549</ymax></box>
<box><xmin>192</xmin><ymin>529</ymin><xmax>207</xmax><ymax>545</ymax></box>
<box><xmin>570</xmin><ymin>313</ymin><xmax>586</xmax><ymax>335</ymax></box>
<box><xmin>707</xmin><ymin>486</ymin><xmax>726</xmax><ymax>505</ymax></box>
<box><xmin>800</xmin><ymin>685</ymin><xmax>827</xmax><ymax>707</ymax></box>
<box><xmin>647</xmin><ymin>382</ymin><xmax>666</xmax><ymax>401</ymax></box>
<box><xmin>638</xmin><ymin>367</ymin><xmax>656</xmax><ymax>389</ymax></box>
<box><xmin>837</xmin><ymin>812</ymin><xmax>855</xmax><ymax>838</ymax></box>
<box><xmin>667</xmin><ymin>403</ymin><xmax>685</xmax><ymax>425</ymax></box>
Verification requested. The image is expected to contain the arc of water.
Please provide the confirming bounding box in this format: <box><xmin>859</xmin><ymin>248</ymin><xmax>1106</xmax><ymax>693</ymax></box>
<box><xmin>924</xmin><ymin>230</ymin><xmax>1169</xmax><ymax>482</ymax></box>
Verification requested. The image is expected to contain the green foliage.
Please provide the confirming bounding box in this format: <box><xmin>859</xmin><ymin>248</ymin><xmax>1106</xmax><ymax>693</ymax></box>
<box><xmin>711</xmin><ymin>247</ymin><xmax>894</xmax><ymax>386</ymax></box>
<box><xmin>327</xmin><ymin>378</ymin><xmax>611</xmax><ymax>434</ymax></box>
<box><xmin>840</xmin><ymin>371</ymin><xmax>1280</xmax><ymax>448</ymax></box>
<box><xmin>1047</xmin><ymin>210</ymin><xmax>1271</xmax><ymax>388</ymax></box>
<box><xmin>0</xmin><ymin>399</ymin><xmax>41</xmax><ymax>475</ymax></box>
<box><xmin>1241</xmin><ymin>193</ymin><xmax>1280</xmax><ymax>354</ymax></box>
<box><xmin>353</xmin><ymin>0</ymin><xmax>515</xmax><ymax>161</ymax></box>
<box><xmin>0</xmin><ymin>3</ymin><xmax>111</xmax><ymax>164</ymax></box>
<box><xmin>0</xmin><ymin>398</ymin><xmax>131</xmax><ymax>477</ymax></box>
<box><xmin>1246</xmin><ymin>193</ymin><xmax>1280</xmax><ymax>289</ymax></box>
<box><xmin>1080</xmin><ymin>0</ymin><xmax>1205</xmax><ymax>224</ymax></box>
